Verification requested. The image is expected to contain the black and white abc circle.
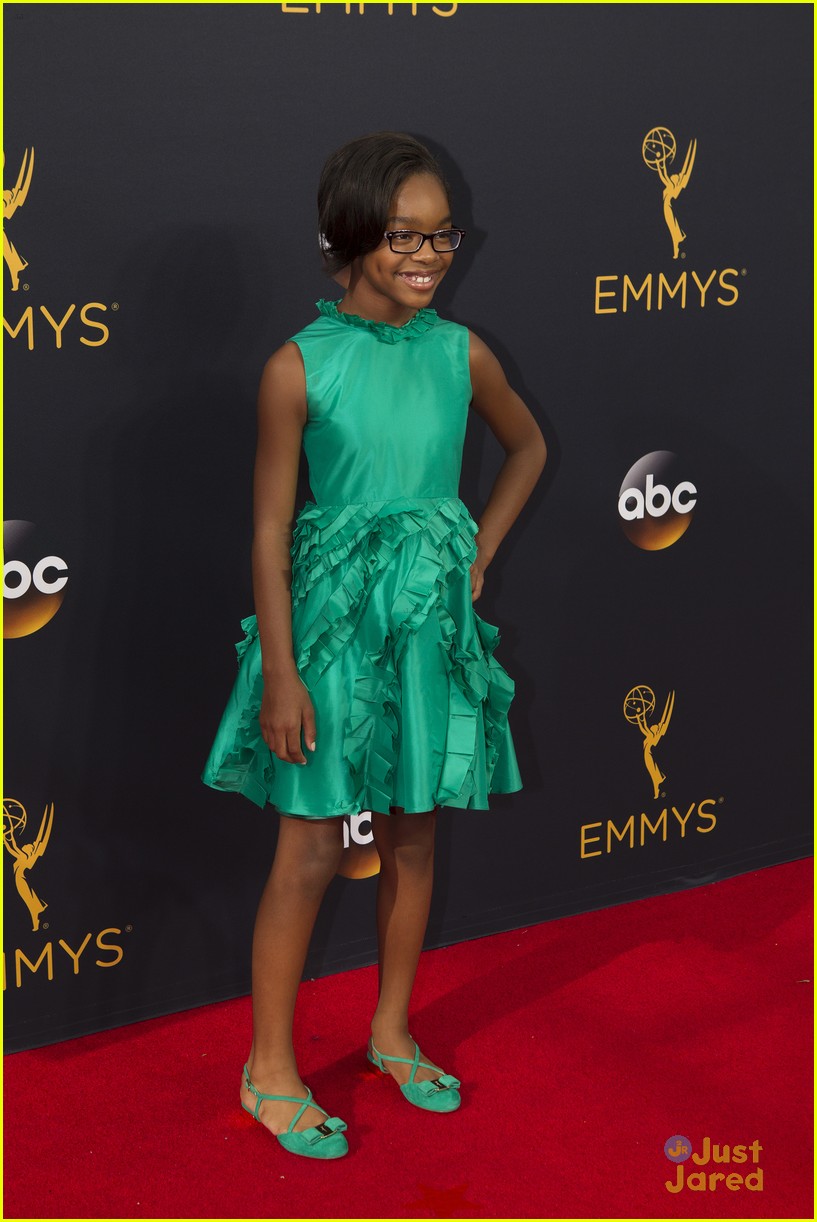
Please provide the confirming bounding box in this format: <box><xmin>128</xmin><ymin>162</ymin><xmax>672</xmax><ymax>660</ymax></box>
<box><xmin>618</xmin><ymin>451</ymin><xmax>697</xmax><ymax>550</ymax></box>
<box><xmin>337</xmin><ymin>811</ymin><xmax>380</xmax><ymax>879</ymax></box>
<box><xmin>3</xmin><ymin>520</ymin><xmax>69</xmax><ymax>638</ymax></box>
<box><xmin>343</xmin><ymin>812</ymin><xmax>374</xmax><ymax>848</ymax></box>
<box><xmin>3</xmin><ymin>554</ymin><xmax>68</xmax><ymax>599</ymax></box>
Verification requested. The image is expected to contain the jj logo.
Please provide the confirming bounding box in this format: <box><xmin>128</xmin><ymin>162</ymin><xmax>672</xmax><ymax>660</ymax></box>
<box><xmin>619</xmin><ymin>452</ymin><xmax>697</xmax><ymax>550</ymax></box>
<box><xmin>665</xmin><ymin>1135</ymin><xmax>692</xmax><ymax>1162</ymax></box>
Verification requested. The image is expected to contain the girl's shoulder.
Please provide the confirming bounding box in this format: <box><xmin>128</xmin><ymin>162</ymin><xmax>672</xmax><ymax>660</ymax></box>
<box><xmin>286</xmin><ymin>303</ymin><xmax>339</xmax><ymax>346</ymax></box>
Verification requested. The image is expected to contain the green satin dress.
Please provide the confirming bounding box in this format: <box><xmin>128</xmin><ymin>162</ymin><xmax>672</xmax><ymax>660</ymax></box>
<box><xmin>202</xmin><ymin>298</ymin><xmax>523</xmax><ymax>817</ymax></box>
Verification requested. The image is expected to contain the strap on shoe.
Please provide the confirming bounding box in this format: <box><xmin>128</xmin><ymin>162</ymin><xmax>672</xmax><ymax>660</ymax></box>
<box><xmin>370</xmin><ymin>1040</ymin><xmax>454</xmax><ymax>1088</ymax></box>
<box><xmin>369</xmin><ymin>1040</ymin><xmax>419</xmax><ymax>1075</ymax></box>
<box><xmin>242</xmin><ymin>1063</ymin><xmax>327</xmax><ymax>1129</ymax></box>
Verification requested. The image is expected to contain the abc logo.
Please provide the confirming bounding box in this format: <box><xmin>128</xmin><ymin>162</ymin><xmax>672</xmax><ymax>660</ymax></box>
<box><xmin>337</xmin><ymin>812</ymin><xmax>380</xmax><ymax>879</ymax></box>
<box><xmin>3</xmin><ymin>520</ymin><xmax>68</xmax><ymax>638</ymax></box>
<box><xmin>618</xmin><ymin>452</ymin><xmax>697</xmax><ymax>551</ymax></box>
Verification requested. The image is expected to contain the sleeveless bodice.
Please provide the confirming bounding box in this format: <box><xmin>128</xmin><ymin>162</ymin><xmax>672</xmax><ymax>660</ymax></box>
<box><xmin>288</xmin><ymin>298</ymin><xmax>472</xmax><ymax>506</ymax></box>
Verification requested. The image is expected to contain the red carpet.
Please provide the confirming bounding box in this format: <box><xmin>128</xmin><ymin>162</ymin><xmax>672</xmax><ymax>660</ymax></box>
<box><xmin>4</xmin><ymin>858</ymin><xmax>812</xmax><ymax>1220</ymax></box>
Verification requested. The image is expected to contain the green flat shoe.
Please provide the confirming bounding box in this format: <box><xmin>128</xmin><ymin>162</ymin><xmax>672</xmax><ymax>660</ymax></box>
<box><xmin>367</xmin><ymin>1038</ymin><xmax>461</xmax><ymax>1113</ymax></box>
<box><xmin>241</xmin><ymin>1064</ymin><xmax>348</xmax><ymax>1159</ymax></box>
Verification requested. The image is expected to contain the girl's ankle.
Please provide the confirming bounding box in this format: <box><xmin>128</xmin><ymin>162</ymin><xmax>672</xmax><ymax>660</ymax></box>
<box><xmin>245</xmin><ymin>1053</ymin><xmax>300</xmax><ymax>1080</ymax></box>
<box><xmin>370</xmin><ymin>1020</ymin><xmax>411</xmax><ymax>1048</ymax></box>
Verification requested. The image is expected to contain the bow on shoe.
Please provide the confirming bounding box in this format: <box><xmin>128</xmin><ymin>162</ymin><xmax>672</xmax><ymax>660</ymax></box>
<box><xmin>300</xmin><ymin>1116</ymin><xmax>348</xmax><ymax>1145</ymax></box>
<box><xmin>416</xmin><ymin>1073</ymin><xmax>461</xmax><ymax>1096</ymax></box>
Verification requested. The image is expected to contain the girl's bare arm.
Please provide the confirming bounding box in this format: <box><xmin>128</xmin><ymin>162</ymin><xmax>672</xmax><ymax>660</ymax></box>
<box><xmin>468</xmin><ymin>331</ymin><xmax>547</xmax><ymax>599</ymax></box>
<box><xmin>252</xmin><ymin>343</ymin><xmax>316</xmax><ymax>764</ymax></box>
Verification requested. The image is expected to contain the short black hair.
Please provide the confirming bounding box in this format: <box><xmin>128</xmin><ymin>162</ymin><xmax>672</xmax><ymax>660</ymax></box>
<box><xmin>317</xmin><ymin>131</ymin><xmax>450</xmax><ymax>274</ymax></box>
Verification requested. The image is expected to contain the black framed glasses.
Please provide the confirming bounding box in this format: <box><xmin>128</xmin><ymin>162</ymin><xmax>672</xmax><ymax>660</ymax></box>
<box><xmin>383</xmin><ymin>228</ymin><xmax>466</xmax><ymax>253</ymax></box>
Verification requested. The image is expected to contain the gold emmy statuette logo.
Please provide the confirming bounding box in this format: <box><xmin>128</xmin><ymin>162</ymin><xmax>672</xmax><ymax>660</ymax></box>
<box><xmin>624</xmin><ymin>686</ymin><xmax>675</xmax><ymax>799</ymax></box>
<box><xmin>3</xmin><ymin>798</ymin><xmax>54</xmax><ymax>931</ymax></box>
<box><xmin>3</xmin><ymin>147</ymin><xmax>35</xmax><ymax>290</ymax></box>
<box><xmin>642</xmin><ymin>127</ymin><xmax>696</xmax><ymax>259</ymax></box>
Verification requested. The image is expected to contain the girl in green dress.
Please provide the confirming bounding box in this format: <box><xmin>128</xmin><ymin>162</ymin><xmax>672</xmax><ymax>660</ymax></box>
<box><xmin>203</xmin><ymin>132</ymin><xmax>546</xmax><ymax>1159</ymax></box>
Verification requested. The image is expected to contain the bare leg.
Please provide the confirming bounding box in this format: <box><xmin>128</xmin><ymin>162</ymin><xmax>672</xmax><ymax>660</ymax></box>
<box><xmin>240</xmin><ymin>813</ymin><xmax>344</xmax><ymax>1134</ymax></box>
<box><xmin>368</xmin><ymin>808</ymin><xmax>445</xmax><ymax>1085</ymax></box>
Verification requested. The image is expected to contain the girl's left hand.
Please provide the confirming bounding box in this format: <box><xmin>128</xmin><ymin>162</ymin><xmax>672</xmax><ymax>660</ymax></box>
<box><xmin>469</xmin><ymin>556</ymin><xmax>485</xmax><ymax>602</ymax></box>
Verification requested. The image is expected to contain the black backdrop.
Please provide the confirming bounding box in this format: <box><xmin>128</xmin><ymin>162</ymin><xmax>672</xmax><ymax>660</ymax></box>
<box><xmin>4</xmin><ymin>2</ymin><xmax>812</xmax><ymax>1052</ymax></box>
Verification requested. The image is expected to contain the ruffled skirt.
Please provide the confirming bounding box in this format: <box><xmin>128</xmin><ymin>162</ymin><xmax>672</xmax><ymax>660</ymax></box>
<box><xmin>201</xmin><ymin>496</ymin><xmax>522</xmax><ymax>817</ymax></box>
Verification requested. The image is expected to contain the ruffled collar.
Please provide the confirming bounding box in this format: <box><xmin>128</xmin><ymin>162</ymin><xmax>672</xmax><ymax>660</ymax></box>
<box><xmin>316</xmin><ymin>298</ymin><xmax>438</xmax><ymax>344</ymax></box>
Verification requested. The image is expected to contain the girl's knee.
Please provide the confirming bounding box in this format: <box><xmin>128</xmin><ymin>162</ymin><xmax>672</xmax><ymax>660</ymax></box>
<box><xmin>390</xmin><ymin>838</ymin><xmax>434</xmax><ymax>876</ymax></box>
<box><xmin>274</xmin><ymin>817</ymin><xmax>344</xmax><ymax>890</ymax></box>
<box><xmin>300</xmin><ymin>853</ymin><xmax>343</xmax><ymax>895</ymax></box>
<box><xmin>375</xmin><ymin>811</ymin><xmax>436</xmax><ymax>874</ymax></box>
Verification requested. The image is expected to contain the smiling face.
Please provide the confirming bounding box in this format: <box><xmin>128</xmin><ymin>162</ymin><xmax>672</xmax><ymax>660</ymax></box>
<box><xmin>342</xmin><ymin>173</ymin><xmax>455</xmax><ymax>325</ymax></box>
